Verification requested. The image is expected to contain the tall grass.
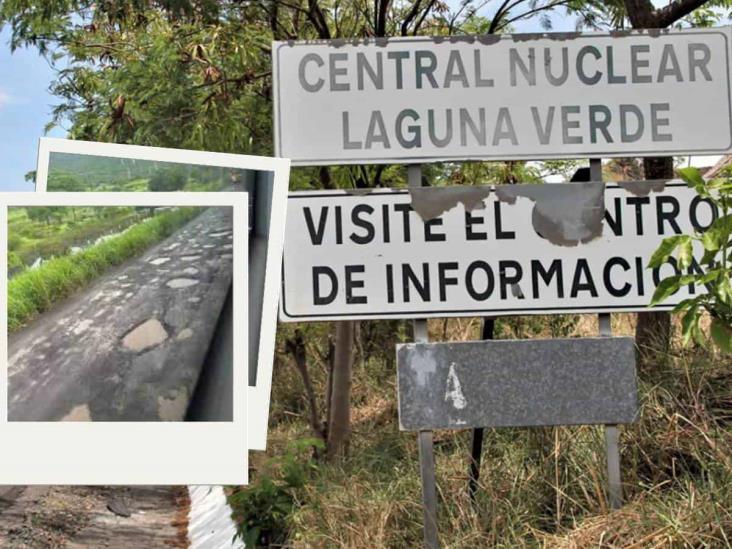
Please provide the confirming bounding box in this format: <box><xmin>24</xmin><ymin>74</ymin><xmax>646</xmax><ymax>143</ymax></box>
<box><xmin>8</xmin><ymin>207</ymin><xmax>201</xmax><ymax>331</ymax></box>
<box><xmin>244</xmin><ymin>316</ymin><xmax>732</xmax><ymax>547</ymax></box>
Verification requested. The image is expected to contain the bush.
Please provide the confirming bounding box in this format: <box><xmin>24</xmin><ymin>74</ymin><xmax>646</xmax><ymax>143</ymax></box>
<box><xmin>229</xmin><ymin>438</ymin><xmax>323</xmax><ymax>548</ymax></box>
<box><xmin>147</xmin><ymin>167</ymin><xmax>188</xmax><ymax>191</ymax></box>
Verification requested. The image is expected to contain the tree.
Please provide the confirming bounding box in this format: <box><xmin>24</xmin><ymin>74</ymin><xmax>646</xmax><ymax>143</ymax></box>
<box><xmin>147</xmin><ymin>167</ymin><xmax>188</xmax><ymax>192</ymax></box>
<box><xmin>47</xmin><ymin>172</ymin><xmax>86</xmax><ymax>192</ymax></box>
<box><xmin>619</xmin><ymin>0</ymin><xmax>732</xmax><ymax>364</ymax></box>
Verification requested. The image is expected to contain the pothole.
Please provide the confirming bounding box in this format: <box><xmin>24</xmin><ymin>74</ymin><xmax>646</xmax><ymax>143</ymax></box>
<box><xmin>176</xmin><ymin>328</ymin><xmax>193</xmax><ymax>340</ymax></box>
<box><xmin>61</xmin><ymin>404</ymin><xmax>91</xmax><ymax>422</ymax></box>
<box><xmin>182</xmin><ymin>267</ymin><xmax>199</xmax><ymax>276</ymax></box>
<box><xmin>158</xmin><ymin>389</ymin><xmax>188</xmax><ymax>421</ymax></box>
<box><xmin>121</xmin><ymin>319</ymin><xmax>168</xmax><ymax>352</ymax></box>
<box><xmin>166</xmin><ymin>278</ymin><xmax>199</xmax><ymax>289</ymax></box>
<box><xmin>181</xmin><ymin>255</ymin><xmax>201</xmax><ymax>262</ymax></box>
<box><xmin>149</xmin><ymin>257</ymin><xmax>170</xmax><ymax>266</ymax></box>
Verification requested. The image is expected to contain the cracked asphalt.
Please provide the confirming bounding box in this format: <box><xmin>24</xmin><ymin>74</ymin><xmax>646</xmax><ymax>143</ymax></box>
<box><xmin>8</xmin><ymin>206</ymin><xmax>234</xmax><ymax>421</ymax></box>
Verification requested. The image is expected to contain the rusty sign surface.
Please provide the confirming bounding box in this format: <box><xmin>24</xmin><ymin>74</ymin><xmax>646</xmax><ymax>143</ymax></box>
<box><xmin>396</xmin><ymin>337</ymin><xmax>638</xmax><ymax>430</ymax></box>
<box><xmin>279</xmin><ymin>180</ymin><xmax>714</xmax><ymax>321</ymax></box>
<box><xmin>273</xmin><ymin>28</ymin><xmax>732</xmax><ymax>165</ymax></box>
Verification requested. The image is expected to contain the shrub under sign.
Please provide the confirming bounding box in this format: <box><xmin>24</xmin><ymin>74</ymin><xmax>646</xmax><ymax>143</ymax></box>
<box><xmin>280</xmin><ymin>181</ymin><xmax>715</xmax><ymax>321</ymax></box>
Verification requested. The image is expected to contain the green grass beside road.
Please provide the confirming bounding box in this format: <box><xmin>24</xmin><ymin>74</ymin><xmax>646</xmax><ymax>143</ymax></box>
<box><xmin>8</xmin><ymin>207</ymin><xmax>201</xmax><ymax>331</ymax></box>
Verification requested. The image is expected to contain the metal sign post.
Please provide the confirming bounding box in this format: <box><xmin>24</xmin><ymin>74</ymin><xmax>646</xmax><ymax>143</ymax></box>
<box><xmin>468</xmin><ymin>318</ymin><xmax>492</xmax><ymax>503</ymax></box>
<box><xmin>397</xmin><ymin>337</ymin><xmax>638</xmax><ymax>547</ymax></box>
<box><xmin>409</xmin><ymin>164</ymin><xmax>439</xmax><ymax>549</ymax></box>
<box><xmin>591</xmin><ymin>157</ymin><xmax>623</xmax><ymax>509</ymax></box>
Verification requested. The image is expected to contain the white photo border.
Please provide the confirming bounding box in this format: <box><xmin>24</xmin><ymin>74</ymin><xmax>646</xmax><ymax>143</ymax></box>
<box><xmin>35</xmin><ymin>138</ymin><xmax>291</xmax><ymax>450</ymax></box>
<box><xmin>0</xmin><ymin>192</ymin><xmax>248</xmax><ymax>485</ymax></box>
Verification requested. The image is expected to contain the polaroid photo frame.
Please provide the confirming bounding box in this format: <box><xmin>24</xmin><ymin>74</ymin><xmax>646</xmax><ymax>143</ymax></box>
<box><xmin>0</xmin><ymin>192</ymin><xmax>248</xmax><ymax>484</ymax></box>
<box><xmin>35</xmin><ymin>138</ymin><xmax>290</xmax><ymax>450</ymax></box>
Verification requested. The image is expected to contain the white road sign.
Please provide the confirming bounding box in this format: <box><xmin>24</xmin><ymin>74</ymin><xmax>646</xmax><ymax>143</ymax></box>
<box><xmin>273</xmin><ymin>28</ymin><xmax>732</xmax><ymax>165</ymax></box>
<box><xmin>280</xmin><ymin>181</ymin><xmax>715</xmax><ymax>321</ymax></box>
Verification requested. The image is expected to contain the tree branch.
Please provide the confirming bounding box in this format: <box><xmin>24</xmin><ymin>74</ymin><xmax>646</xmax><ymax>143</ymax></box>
<box><xmin>488</xmin><ymin>0</ymin><xmax>517</xmax><ymax>34</ymax></box>
<box><xmin>623</xmin><ymin>0</ymin><xmax>657</xmax><ymax>28</ymax></box>
<box><xmin>655</xmin><ymin>0</ymin><xmax>710</xmax><ymax>27</ymax></box>
<box><xmin>307</xmin><ymin>0</ymin><xmax>332</xmax><ymax>39</ymax></box>
<box><xmin>401</xmin><ymin>0</ymin><xmax>423</xmax><ymax>36</ymax></box>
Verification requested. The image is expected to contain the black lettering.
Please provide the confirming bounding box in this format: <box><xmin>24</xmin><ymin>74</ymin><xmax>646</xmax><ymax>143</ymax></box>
<box><xmin>345</xmin><ymin>265</ymin><xmax>367</xmax><ymax>304</ymax></box>
<box><xmin>386</xmin><ymin>264</ymin><xmax>394</xmax><ymax>303</ymax></box>
<box><xmin>604</xmin><ymin>197</ymin><xmax>623</xmax><ymax>236</ymax></box>
<box><xmin>313</xmin><ymin>266</ymin><xmax>337</xmax><ymax>305</ymax></box>
<box><xmin>656</xmin><ymin>196</ymin><xmax>681</xmax><ymax>235</ymax></box>
<box><xmin>604</xmin><ymin>257</ymin><xmax>631</xmax><ymax>297</ymax></box>
<box><xmin>466</xmin><ymin>261</ymin><xmax>495</xmax><ymax>300</ymax></box>
<box><xmin>499</xmin><ymin>260</ymin><xmax>523</xmax><ymax>299</ymax></box>
<box><xmin>335</xmin><ymin>205</ymin><xmax>343</xmax><ymax>244</ymax></box>
<box><xmin>495</xmin><ymin>201</ymin><xmax>515</xmax><ymax>239</ymax></box>
<box><xmin>571</xmin><ymin>259</ymin><xmax>598</xmax><ymax>297</ymax></box>
<box><xmin>465</xmin><ymin>211</ymin><xmax>487</xmax><ymax>240</ymax></box>
<box><xmin>424</xmin><ymin>218</ymin><xmax>446</xmax><ymax>242</ymax></box>
<box><xmin>438</xmin><ymin>262</ymin><xmax>459</xmax><ymax>301</ymax></box>
<box><xmin>350</xmin><ymin>204</ymin><xmax>375</xmax><ymax>244</ymax></box>
<box><xmin>690</xmin><ymin>195</ymin><xmax>718</xmax><ymax>231</ymax></box>
<box><xmin>394</xmin><ymin>203</ymin><xmax>412</xmax><ymax>242</ymax></box>
<box><xmin>627</xmin><ymin>196</ymin><xmax>650</xmax><ymax>235</ymax></box>
<box><xmin>402</xmin><ymin>263</ymin><xmax>430</xmax><ymax>302</ymax></box>
<box><xmin>531</xmin><ymin>259</ymin><xmax>564</xmax><ymax>299</ymax></box>
<box><xmin>303</xmin><ymin>206</ymin><xmax>328</xmax><ymax>245</ymax></box>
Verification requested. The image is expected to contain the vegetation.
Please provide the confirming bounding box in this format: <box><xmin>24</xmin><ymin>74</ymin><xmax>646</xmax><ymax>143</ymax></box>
<box><xmin>3</xmin><ymin>1</ymin><xmax>732</xmax><ymax>547</ymax></box>
<box><xmin>649</xmin><ymin>167</ymin><xmax>732</xmax><ymax>352</ymax></box>
<box><xmin>8</xmin><ymin>206</ymin><xmax>147</xmax><ymax>273</ymax></box>
<box><xmin>230</xmin><ymin>438</ymin><xmax>324</xmax><ymax>547</ymax></box>
<box><xmin>45</xmin><ymin>156</ymin><xmax>233</xmax><ymax>193</ymax></box>
<box><xmin>147</xmin><ymin>167</ymin><xmax>188</xmax><ymax>192</ymax></box>
<box><xmin>236</xmin><ymin>315</ymin><xmax>732</xmax><ymax>547</ymax></box>
<box><xmin>8</xmin><ymin>207</ymin><xmax>201</xmax><ymax>331</ymax></box>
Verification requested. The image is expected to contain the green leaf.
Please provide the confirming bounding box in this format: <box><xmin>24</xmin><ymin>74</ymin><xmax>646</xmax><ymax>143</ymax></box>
<box><xmin>677</xmin><ymin>238</ymin><xmax>694</xmax><ymax>269</ymax></box>
<box><xmin>681</xmin><ymin>308</ymin><xmax>700</xmax><ymax>346</ymax></box>
<box><xmin>648</xmin><ymin>235</ymin><xmax>686</xmax><ymax>268</ymax></box>
<box><xmin>702</xmin><ymin>228</ymin><xmax>722</xmax><ymax>252</ymax></box>
<box><xmin>678</xmin><ymin>167</ymin><xmax>708</xmax><ymax>196</ymax></box>
<box><xmin>710</xmin><ymin>318</ymin><xmax>732</xmax><ymax>353</ymax></box>
<box><xmin>650</xmin><ymin>275</ymin><xmax>683</xmax><ymax>306</ymax></box>
<box><xmin>717</xmin><ymin>276</ymin><xmax>732</xmax><ymax>305</ymax></box>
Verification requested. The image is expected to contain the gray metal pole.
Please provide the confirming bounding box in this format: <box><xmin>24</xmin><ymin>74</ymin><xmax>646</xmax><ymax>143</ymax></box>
<box><xmin>409</xmin><ymin>164</ymin><xmax>439</xmax><ymax>548</ymax></box>
<box><xmin>468</xmin><ymin>318</ymin><xmax>493</xmax><ymax>502</ymax></box>
<box><xmin>590</xmin><ymin>157</ymin><xmax>623</xmax><ymax>510</ymax></box>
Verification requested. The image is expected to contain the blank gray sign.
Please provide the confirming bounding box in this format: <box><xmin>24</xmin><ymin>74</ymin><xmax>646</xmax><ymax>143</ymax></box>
<box><xmin>397</xmin><ymin>337</ymin><xmax>638</xmax><ymax>431</ymax></box>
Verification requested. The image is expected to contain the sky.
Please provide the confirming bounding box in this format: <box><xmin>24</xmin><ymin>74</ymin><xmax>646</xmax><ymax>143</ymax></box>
<box><xmin>0</xmin><ymin>27</ymin><xmax>66</xmax><ymax>191</ymax></box>
<box><xmin>0</xmin><ymin>3</ymin><xmax>725</xmax><ymax>190</ymax></box>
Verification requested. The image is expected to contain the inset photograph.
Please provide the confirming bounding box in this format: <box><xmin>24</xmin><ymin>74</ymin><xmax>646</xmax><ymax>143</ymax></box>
<box><xmin>7</xmin><ymin>202</ymin><xmax>235</xmax><ymax>421</ymax></box>
<box><xmin>36</xmin><ymin>139</ymin><xmax>291</xmax><ymax>449</ymax></box>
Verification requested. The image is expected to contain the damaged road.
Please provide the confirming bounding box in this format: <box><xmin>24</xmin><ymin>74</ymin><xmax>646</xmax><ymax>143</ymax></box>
<box><xmin>8</xmin><ymin>207</ymin><xmax>234</xmax><ymax>421</ymax></box>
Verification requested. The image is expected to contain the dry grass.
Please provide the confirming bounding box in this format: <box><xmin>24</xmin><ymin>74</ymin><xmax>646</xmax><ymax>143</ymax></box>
<box><xmin>254</xmin><ymin>315</ymin><xmax>732</xmax><ymax>548</ymax></box>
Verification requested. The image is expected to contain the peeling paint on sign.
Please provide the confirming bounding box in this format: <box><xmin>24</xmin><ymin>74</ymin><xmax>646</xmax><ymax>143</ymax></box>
<box><xmin>495</xmin><ymin>182</ymin><xmax>605</xmax><ymax>247</ymax></box>
<box><xmin>408</xmin><ymin>186</ymin><xmax>492</xmax><ymax>220</ymax></box>
<box><xmin>444</xmin><ymin>363</ymin><xmax>467</xmax><ymax>410</ymax></box>
<box><xmin>618</xmin><ymin>179</ymin><xmax>668</xmax><ymax>196</ymax></box>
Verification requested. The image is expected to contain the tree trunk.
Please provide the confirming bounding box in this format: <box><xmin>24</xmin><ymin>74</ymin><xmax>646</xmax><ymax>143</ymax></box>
<box><xmin>636</xmin><ymin>156</ymin><xmax>673</xmax><ymax>367</ymax></box>
<box><xmin>327</xmin><ymin>320</ymin><xmax>355</xmax><ymax>459</ymax></box>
